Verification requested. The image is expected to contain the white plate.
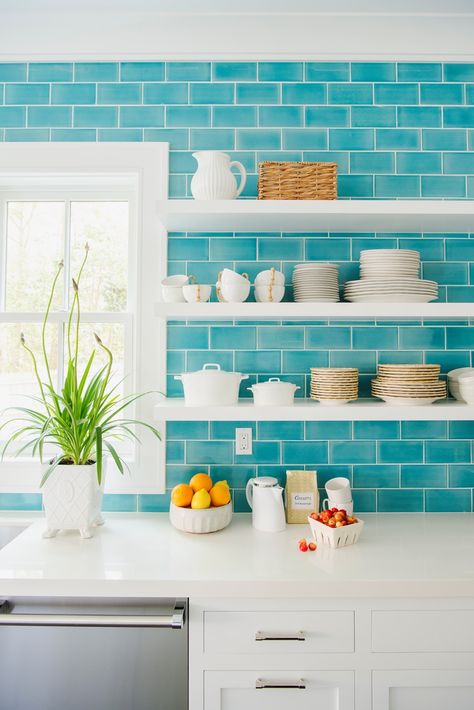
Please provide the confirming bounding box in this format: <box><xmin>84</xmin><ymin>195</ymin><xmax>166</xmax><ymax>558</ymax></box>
<box><xmin>345</xmin><ymin>294</ymin><xmax>437</xmax><ymax>303</ymax></box>
<box><xmin>373</xmin><ymin>395</ymin><xmax>445</xmax><ymax>406</ymax></box>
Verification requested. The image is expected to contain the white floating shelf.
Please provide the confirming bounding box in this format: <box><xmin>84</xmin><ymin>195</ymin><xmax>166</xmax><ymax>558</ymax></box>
<box><xmin>154</xmin><ymin>399</ymin><xmax>473</xmax><ymax>421</ymax></box>
<box><xmin>157</xmin><ymin>199</ymin><xmax>474</xmax><ymax>233</ymax></box>
<box><xmin>156</xmin><ymin>302</ymin><xmax>474</xmax><ymax>321</ymax></box>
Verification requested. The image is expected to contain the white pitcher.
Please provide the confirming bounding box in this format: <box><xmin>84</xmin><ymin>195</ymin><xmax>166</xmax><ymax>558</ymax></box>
<box><xmin>246</xmin><ymin>476</ymin><xmax>286</xmax><ymax>533</ymax></box>
<box><xmin>191</xmin><ymin>151</ymin><xmax>247</xmax><ymax>200</ymax></box>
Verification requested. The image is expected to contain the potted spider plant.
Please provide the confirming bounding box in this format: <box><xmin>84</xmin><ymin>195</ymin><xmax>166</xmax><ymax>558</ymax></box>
<box><xmin>1</xmin><ymin>245</ymin><xmax>160</xmax><ymax>539</ymax></box>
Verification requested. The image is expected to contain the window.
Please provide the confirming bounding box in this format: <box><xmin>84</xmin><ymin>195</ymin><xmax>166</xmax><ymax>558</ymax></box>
<box><xmin>0</xmin><ymin>144</ymin><xmax>168</xmax><ymax>493</ymax></box>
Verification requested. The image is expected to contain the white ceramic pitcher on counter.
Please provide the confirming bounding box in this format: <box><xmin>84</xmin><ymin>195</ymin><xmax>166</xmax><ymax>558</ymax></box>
<box><xmin>191</xmin><ymin>151</ymin><xmax>247</xmax><ymax>200</ymax></box>
<box><xmin>246</xmin><ymin>476</ymin><xmax>286</xmax><ymax>532</ymax></box>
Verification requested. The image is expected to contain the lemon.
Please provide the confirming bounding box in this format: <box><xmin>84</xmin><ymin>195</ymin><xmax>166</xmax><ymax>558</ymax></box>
<box><xmin>191</xmin><ymin>488</ymin><xmax>211</xmax><ymax>509</ymax></box>
<box><xmin>214</xmin><ymin>479</ymin><xmax>229</xmax><ymax>488</ymax></box>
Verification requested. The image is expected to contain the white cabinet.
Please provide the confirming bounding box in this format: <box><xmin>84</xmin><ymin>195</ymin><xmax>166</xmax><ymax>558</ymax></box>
<box><xmin>372</xmin><ymin>609</ymin><xmax>474</xmax><ymax>652</ymax></box>
<box><xmin>373</xmin><ymin>670</ymin><xmax>474</xmax><ymax>710</ymax></box>
<box><xmin>205</xmin><ymin>670</ymin><xmax>354</xmax><ymax>710</ymax></box>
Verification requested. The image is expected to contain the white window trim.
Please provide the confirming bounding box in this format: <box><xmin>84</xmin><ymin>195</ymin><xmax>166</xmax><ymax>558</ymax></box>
<box><xmin>0</xmin><ymin>143</ymin><xmax>169</xmax><ymax>494</ymax></box>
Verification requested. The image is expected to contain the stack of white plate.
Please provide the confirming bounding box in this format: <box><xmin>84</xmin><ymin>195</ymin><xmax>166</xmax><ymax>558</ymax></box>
<box><xmin>371</xmin><ymin>364</ymin><xmax>447</xmax><ymax>405</ymax></box>
<box><xmin>310</xmin><ymin>367</ymin><xmax>359</xmax><ymax>405</ymax></box>
<box><xmin>344</xmin><ymin>249</ymin><xmax>438</xmax><ymax>303</ymax></box>
<box><xmin>292</xmin><ymin>263</ymin><xmax>340</xmax><ymax>302</ymax></box>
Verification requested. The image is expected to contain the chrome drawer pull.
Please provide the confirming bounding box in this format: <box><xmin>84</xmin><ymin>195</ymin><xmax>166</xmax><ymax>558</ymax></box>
<box><xmin>256</xmin><ymin>678</ymin><xmax>306</xmax><ymax>690</ymax></box>
<box><xmin>255</xmin><ymin>630</ymin><xmax>305</xmax><ymax>641</ymax></box>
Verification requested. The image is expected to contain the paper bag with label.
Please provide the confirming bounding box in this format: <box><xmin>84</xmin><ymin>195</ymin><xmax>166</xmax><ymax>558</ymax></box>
<box><xmin>285</xmin><ymin>470</ymin><xmax>319</xmax><ymax>524</ymax></box>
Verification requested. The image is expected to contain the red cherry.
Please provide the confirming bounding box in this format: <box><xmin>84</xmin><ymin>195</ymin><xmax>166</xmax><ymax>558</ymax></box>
<box><xmin>308</xmin><ymin>542</ymin><xmax>317</xmax><ymax>551</ymax></box>
<box><xmin>299</xmin><ymin>542</ymin><xmax>308</xmax><ymax>552</ymax></box>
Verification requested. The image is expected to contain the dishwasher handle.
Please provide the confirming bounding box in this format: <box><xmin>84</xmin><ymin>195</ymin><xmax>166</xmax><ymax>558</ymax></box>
<box><xmin>0</xmin><ymin>601</ymin><xmax>185</xmax><ymax>629</ymax></box>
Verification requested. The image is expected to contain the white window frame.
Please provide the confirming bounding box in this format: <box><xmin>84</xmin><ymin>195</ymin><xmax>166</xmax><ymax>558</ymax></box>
<box><xmin>0</xmin><ymin>143</ymin><xmax>169</xmax><ymax>494</ymax></box>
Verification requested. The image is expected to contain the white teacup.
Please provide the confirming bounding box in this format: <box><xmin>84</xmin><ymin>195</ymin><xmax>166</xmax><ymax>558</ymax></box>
<box><xmin>219</xmin><ymin>281</ymin><xmax>250</xmax><ymax>303</ymax></box>
<box><xmin>183</xmin><ymin>284</ymin><xmax>211</xmax><ymax>303</ymax></box>
<box><xmin>162</xmin><ymin>274</ymin><xmax>189</xmax><ymax>287</ymax></box>
<box><xmin>220</xmin><ymin>268</ymin><xmax>250</xmax><ymax>285</ymax></box>
<box><xmin>325</xmin><ymin>476</ymin><xmax>352</xmax><ymax>503</ymax></box>
<box><xmin>255</xmin><ymin>284</ymin><xmax>285</xmax><ymax>303</ymax></box>
<box><xmin>322</xmin><ymin>498</ymin><xmax>354</xmax><ymax>516</ymax></box>
<box><xmin>255</xmin><ymin>268</ymin><xmax>285</xmax><ymax>286</ymax></box>
<box><xmin>162</xmin><ymin>285</ymin><xmax>186</xmax><ymax>303</ymax></box>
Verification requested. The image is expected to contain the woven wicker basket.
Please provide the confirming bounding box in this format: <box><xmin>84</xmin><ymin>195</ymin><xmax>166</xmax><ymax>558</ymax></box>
<box><xmin>258</xmin><ymin>161</ymin><xmax>337</xmax><ymax>200</ymax></box>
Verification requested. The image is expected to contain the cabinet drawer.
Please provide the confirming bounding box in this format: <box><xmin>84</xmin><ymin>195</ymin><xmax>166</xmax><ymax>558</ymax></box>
<box><xmin>373</xmin><ymin>670</ymin><xmax>474</xmax><ymax>710</ymax></box>
<box><xmin>204</xmin><ymin>610</ymin><xmax>354</xmax><ymax>654</ymax></box>
<box><xmin>205</xmin><ymin>669</ymin><xmax>354</xmax><ymax>710</ymax></box>
<box><xmin>372</xmin><ymin>610</ymin><xmax>474</xmax><ymax>652</ymax></box>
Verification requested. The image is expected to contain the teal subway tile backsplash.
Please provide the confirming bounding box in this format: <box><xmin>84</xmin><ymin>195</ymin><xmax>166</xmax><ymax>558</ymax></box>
<box><xmin>2</xmin><ymin>60</ymin><xmax>474</xmax><ymax>513</ymax></box>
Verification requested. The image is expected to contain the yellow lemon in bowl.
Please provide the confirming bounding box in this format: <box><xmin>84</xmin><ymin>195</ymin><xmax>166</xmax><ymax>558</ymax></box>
<box><xmin>191</xmin><ymin>488</ymin><xmax>211</xmax><ymax>509</ymax></box>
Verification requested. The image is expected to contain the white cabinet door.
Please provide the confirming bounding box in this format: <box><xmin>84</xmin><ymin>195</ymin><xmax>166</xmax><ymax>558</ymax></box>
<box><xmin>373</xmin><ymin>670</ymin><xmax>474</xmax><ymax>710</ymax></box>
<box><xmin>205</xmin><ymin>669</ymin><xmax>354</xmax><ymax>710</ymax></box>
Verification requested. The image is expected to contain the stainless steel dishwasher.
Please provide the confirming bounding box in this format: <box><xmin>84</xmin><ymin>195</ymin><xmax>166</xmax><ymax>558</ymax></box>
<box><xmin>0</xmin><ymin>597</ymin><xmax>188</xmax><ymax>710</ymax></box>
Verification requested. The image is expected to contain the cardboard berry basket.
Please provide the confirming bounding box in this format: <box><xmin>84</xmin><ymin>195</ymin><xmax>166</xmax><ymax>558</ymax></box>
<box><xmin>307</xmin><ymin>515</ymin><xmax>364</xmax><ymax>549</ymax></box>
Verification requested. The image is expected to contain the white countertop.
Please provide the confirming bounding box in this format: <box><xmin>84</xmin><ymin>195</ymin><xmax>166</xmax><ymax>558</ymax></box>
<box><xmin>1</xmin><ymin>513</ymin><xmax>474</xmax><ymax>599</ymax></box>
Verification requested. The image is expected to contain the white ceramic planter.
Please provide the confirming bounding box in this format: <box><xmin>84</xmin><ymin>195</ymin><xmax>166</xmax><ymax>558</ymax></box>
<box><xmin>42</xmin><ymin>461</ymin><xmax>106</xmax><ymax>539</ymax></box>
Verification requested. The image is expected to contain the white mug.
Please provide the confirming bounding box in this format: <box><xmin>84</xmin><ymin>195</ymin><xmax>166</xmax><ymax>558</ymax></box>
<box><xmin>183</xmin><ymin>284</ymin><xmax>211</xmax><ymax>303</ymax></box>
<box><xmin>325</xmin><ymin>476</ymin><xmax>352</xmax><ymax>503</ymax></box>
<box><xmin>322</xmin><ymin>498</ymin><xmax>354</xmax><ymax>516</ymax></box>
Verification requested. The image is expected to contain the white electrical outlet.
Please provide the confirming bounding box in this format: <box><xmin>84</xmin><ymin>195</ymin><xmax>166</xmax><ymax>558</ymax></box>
<box><xmin>235</xmin><ymin>428</ymin><xmax>252</xmax><ymax>455</ymax></box>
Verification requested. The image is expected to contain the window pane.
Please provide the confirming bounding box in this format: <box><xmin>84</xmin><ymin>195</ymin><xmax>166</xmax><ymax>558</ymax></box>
<box><xmin>5</xmin><ymin>202</ymin><xmax>65</xmax><ymax>312</ymax></box>
<box><xmin>0</xmin><ymin>323</ymin><xmax>59</xmax><ymax>443</ymax></box>
<box><xmin>70</xmin><ymin>202</ymin><xmax>128</xmax><ymax>313</ymax></box>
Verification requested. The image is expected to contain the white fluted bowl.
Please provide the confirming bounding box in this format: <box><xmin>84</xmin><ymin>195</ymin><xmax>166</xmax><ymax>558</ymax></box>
<box><xmin>169</xmin><ymin>502</ymin><xmax>232</xmax><ymax>534</ymax></box>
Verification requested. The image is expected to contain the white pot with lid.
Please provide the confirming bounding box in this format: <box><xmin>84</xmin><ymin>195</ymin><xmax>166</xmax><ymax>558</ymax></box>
<box><xmin>174</xmin><ymin>363</ymin><xmax>248</xmax><ymax>406</ymax></box>
<box><xmin>248</xmin><ymin>377</ymin><xmax>300</xmax><ymax>406</ymax></box>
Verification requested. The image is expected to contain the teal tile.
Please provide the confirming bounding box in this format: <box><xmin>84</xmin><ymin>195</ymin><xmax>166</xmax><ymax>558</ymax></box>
<box><xmin>422</xmin><ymin>262</ymin><xmax>467</xmax><ymax>285</ymax></box>
<box><xmin>282</xmin><ymin>128</ymin><xmax>327</xmax><ymax>149</ymax></box>
<box><xmin>5</xmin><ymin>128</ymin><xmax>48</xmax><ymax>141</ymax></box>
<box><xmin>102</xmin><ymin>494</ymin><xmax>137</xmax><ymax>512</ymax></box>
<box><xmin>352</xmin><ymin>106</ymin><xmax>396</xmax><ymax>127</ymax></box>
<box><xmin>444</xmin><ymin>107</ymin><xmax>474</xmax><ymax>127</ymax></box>
<box><xmin>401</xmin><ymin>464</ymin><xmax>446</xmax><ymax>488</ymax></box>
<box><xmin>329</xmin><ymin>129</ymin><xmax>374</xmax><ymax>150</ymax></box>
<box><xmin>397</xmin><ymin>152</ymin><xmax>441</xmax><ymax>174</ymax></box>
<box><xmin>352</xmin><ymin>489</ymin><xmax>376</xmax><ymax>512</ymax></box>
<box><xmin>237</xmin><ymin>129</ymin><xmax>281</xmax><ymax>150</ymax></box>
<box><xmin>235</xmin><ymin>351</ymin><xmax>281</xmax><ymax>374</ymax></box>
<box><xmin>98</xmin><ymin>129</ymin><xmax>142</xmax><ymax>141</ymax></box>
<box><xmin>168</xmin><ymin>174</ymin><xmax>187</xmax><ymax>197</ymax></box>
<box><xmin>259</xmin><ymin>237</ymin><xmax>303</xmax><ymax>260</ymax></box>
<box><xmin>338</xmin><ymin>175</ymin><xmax>374</xmax><ymax>197</ymax></box>
<box><xmin>376</xmin><ymin>129</ymin><xmax>420</xmax><ymax>150</ymax></box>
<box><xmin>259</xmin><ymin>62</ymin><xmax>303</xmax><ymax>81</ymax></box>
<box><xmin>350</xmin><ymin>152</ymin><xmax>394</xmax><ymax>173</ymax></box>
<box><xmin>302</xmin><ymin>151</ymin><xmax>349</xmax><ymax>172</ymax></box>
<box><xmin>449</xmin><ymin>465</ymin><xmax>474</xmax><ymax>487</ymax></box>
<box><xmin>232</xmin><ymin>441</ymin><xmax>280</xmax><ymax>464</ymax></box>
<box><xmin>398</xmin><ymin>63</ymin><xmax>441</xmax><ymax>82</ymax></box>
<box><xmin>444</xmin><ymin>63</ymin><xmax>474</xmax><ymax>81</ymax></box>
<box><xmin>306</xmin><ymin>106</ymin><xmax>349</xmax><ymax>127</ymax></box>
<box><xmin>307</xmin><ymin>62</ymin><xmax>349</xmax><ymax>82</ymax></box>
<box><xmin>144</xmin><ymin>128</ymin><xmax>189</xmax><ymax>148</ymax></box>
<box><xmin>378</xmin><ymin>489</ymin><xmax>423</xmax><ymax>512</ymax></box>
<box><xmin>186</xmin><ymin>351</ymin><xmax>233</xmax><ymax>371</ymax></box>
<box><xmin>328</xmin><ymin>83</ymin><xmax>372</xmax><ymax>104</ymax></box>
<box><xmin>330</xmin><ymin>350</ymin><xmax>376</xmax><ymax>372</ymax></box>
<box><xmin>210</xmin><ymin>326</ymin><xmax>256</xmax><ymax>350</ymax></box>
<box><xmin>447</xmin><ymin>286</ymin><xmax>474</xmax><ymax>302</ymax></box>
<box><xmin>52</xmin><ymin>83</ymin><xmax>96</xmax><ymax>104</ymax></box>
<box><xmin>167</xmin><ymin>62</ymin><xmax>210</xmax><ymax>81</ymax></box>
<box><xmin>354</xmin><ymin>421</ymin><xmax>399</xmax><ymax>439</ymax></box>
<box><xmin>401</xmin><ymin>421</ymin><xmax>447</xmax><ymax>439</ymax></box>
<box><xmin>444</xmin><ymin>152</ymin><xmax>474</xmax><ymax>174</ymax></box>
<box><xmin>210</xmin><ymin>237</ymin><xmax>256</xmax><ymax>260</ymax></box>
<box><xmin>170</xmin><ymin>150</ymin><xmax>199</xmax><ymax>172</ymax></box>
<box><xmin>236</xmin><ymin>83</ymin><xmax>279</xmax><ymax>104</ymax></box>
<box><xmin>138</xmin><ymin>493</ymin><xmax>170</xmax><ymax>513</ymax></box>
<box><xmin>421</xmin><ymin>176</ymin><xmax>466</xmax><ymax>198</ymax></box>
<box><xmin>374</xmin><ymin>83</ymin><xmax>418</xmax><ymax>104</ymax></box>
<box><xmin>422</xmin><ymin>129</ymin><xmax>467</xmax><ymax>150</ymax></box>
<box><xmin>282</xmin><ymin>83</ymin><xmax>326</xmax><ymax>104</ymax></box>
<box><xmin>378</xmin><ymin>441</ymin><xmax>423</xmax><ymax>464</ymax></box>
<box><xmin>28</xmin><ymin>106</ymin><xmax>69</xmax><ymax>127</ymax></box>
<box><xmin>167</xmin><ymin>351</ymin><xmax>185</xmax><ymax>373</ymax></box>
<box><xmin>75</xmin><ymin>62</ymin><xmax>118</xmax><ymax>81</ymax></box>
<box><xmin>258</xmin><ymin>421</ymin><xmax>304</xmax><ymax>440</ymax></box>
<box><xmin>143</xmin><ymin>83</ymin><xmax>187</xmax><ymax>104</ymax></box>
<box><xmin>282</xmin><ymin>350</ymin><xmax>328</xmax><ymax>371</ymax></box>
<box><xmin>353</xmin><ymin>465</ymin><xmax>399</xmax><ymax>488</ymax></box>
<box><xmin>378</xmin><ymin>351</ymin><xmax>423</xmax><ymax>365</ymax></box>
<box><xmin>184</xmin><ymin>261</ymin><xmax>226</xmax><ymax>283</ymax></box>
<box><xmin>375</xmin><ymin>175</ymin><xmax>420</xmax><ymax>197</ymax></box>
<box><xmin>316</xmin><ymin>465</ymin><xmax>352</xmax><ymax>487</ymax></box>
<box><xmin>213</xmin><ymin>106</ymin><xmax>256</xmax><ymax>127</ymax></box>
<box><xmin>29</xmin><ymin>62</ymin><xmax>71</xmax><ymax>81</ymax></box>
<box><xmin>209</xmin><ymin>465</ymin><xmax>255</xmax><ymax>488</ymax></box>
<box><xmin>121</xmin><ymin>106</ymin><xmax>163</xmax><ymax>127</ymax></box>
<box><xmin>305</xmin><ymin>238</ymin><xmax>349</xmax><ymax>261</ymax></box>
<box><xmin>421</xmin><ymin>83</ymin><xmax>464</xmax><ymax>104</ymax></box>
<box><xmin>74</xmin><ymin>106</ymin><xmax>117</xmax><ymax>127</ymax></box>
<box><xmin>210</xmin><ymin>421</ymin><xmax>256</xmax><ymax>439</ymax></box>
<box><xmin>306</xmin><ymin>421</ymin><xmax>352</xmax><ymax>440</ymax></box>
<box><xmin>351</xmin><ymin>237</ymin><xmax>397</xmax><ymax>258</ymax></box>
<box><xmin>282</xmin><ymin>441</ymin><xmax>328</xmax><ymax>465</ymax></box>
<box><xmin>168</xmin><ymin>235</ymin><xmax>208</xmax><ymax>257</ymax></box>
<box><xmin>353</xmin><ymin>327</ymin><xmax>397</xmax><ymax>349</ymax></box>
<box><xmin>399</xmin><ymin>327</ymin><xmax>445</xmax><ymax>349</ymax></box>
<box><xmin>96</xmin><ymin>83</ymin><xmax>139</xmax><ymax>105</ymax></box>
<box><xmin>5</xmin><ymin>84</ymin><xmax>49</xmax><ymax>104</ymax></box>
<box><xmin>0</xmin><ymin>63</ymin><xmax>26</xmax><ymax>81</ymax></box>
<box><xmin>120</xmin><ymin>62</ymin><xmax>164</xmax><ymax>81</ymax></box>
<box><xmin>166</xmin><ymin>466</ymin><xmax>208</xmax><ymax>487</ymax></box>
<box><xmin>0</xmin><ymin>107</ymin><xmax>25</xmax><ymax>128</ymax></box>
<box><xmin>399</xmin><ymin>238</ymin><xmax>443</xmax><ymax>260</ymax></box>
<box><xmin>166</xmin><ymin>441</ymin><xmax>184</xmax><ymax>463</ymax></box>
<box><xmin>331</xmin><ymin>441</ymin><xmax>376</xmax><ymax>464</ymax></box>
<box><xmin>259</xmin><ymin>106</ymin><xmax>303</xmax><ymax>127</ymax></box>
<box><xmin>446</xmin><ymin>327</ymin><xmax>474</xmax><ymax>349</ymax></box>
<box><xmin>426</xmin><ymin>440</ymin><xmax>471</xmax><ymax>463</ymax></box>
<box><xmin>52</xmin><ymin>129</ymin><xmax>96</xmax><ymax>141</ymax></box>
<box><xmin>425</xmin><ymin>350</ymin><xmax>470</xmax><ymax>372</ymax></box>
<box><xmin>425</xmin><ymin>489</ymin><xmax>471</xmax><ymax>512</ymax></box>
<box><xmin>166</xmin><ymin>106</ymin><xmax>209</xmax><ymax>127</ymax></box>
<box><xmin>398</xmin><ymin>106</ymin><xmax>441</xmax><ymax>127</ymax></box>
<box><xmin>307</xmin><ymin>326</ymin><xmax>351</xmax><ymax>349</ymax></box>
<box><xmin>213</xmin><ymin>63</ymin><xmax>256</xmax><ymax>81</ymax></box>
<box><xmin>449</xmin><ymin>421</ymin><xmax>474</xmax><ymax>439</ymax></box>
<box><xmin>190</xmin><ymin>83</ymin><xmax>233</xmax><ymax>104</ymax></box>
<box><xmin>186</xmin><ymin>441</ymin><xmax>233</xmax><ymax>464</ymax></box>
<box><xmin>232</xmin><ymin>489</ymin><xmax>251</xmax><ymax>513</ymax></box>
<box><xmin>168</xmin><ymin>325</ymin><xmax>208</xmax><ymax>349</ymax></box>
<box><xmin>465</xmin><ymin>85</ymin><xmax>474</xmax><ymax>104</ymax></box>
<box><xmin>351</xmin><ymin>62</ymin><xmax>396</xmax><ymax>82</ymax></box>
<box><xmin>190</xmin><ymin>128</ymin><xmax>235</xmax><ymax>150</ymax></box>
<box><xmin>258</xmin><ymin>326</ymin><xmax>304</xmax><ymax>349</ymax></box>
<box><xmin>0</xmin><ymin>493</ymin><xmax>42</xmax><ymax>511</ymax></box>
